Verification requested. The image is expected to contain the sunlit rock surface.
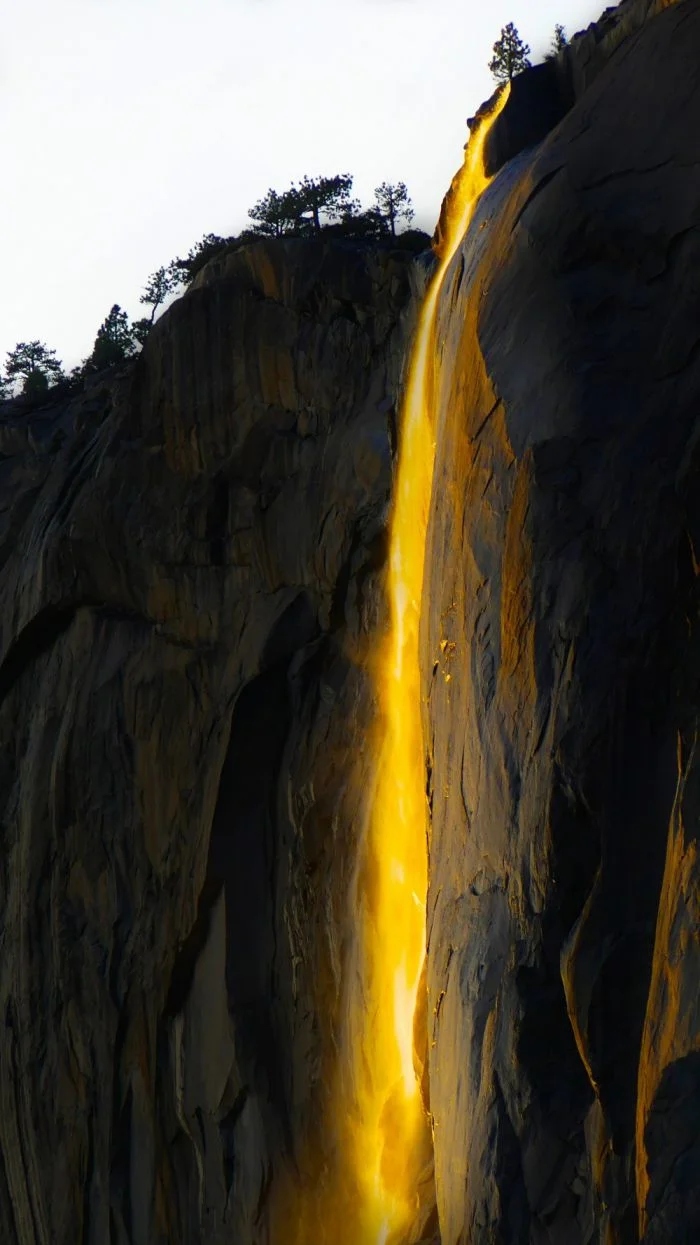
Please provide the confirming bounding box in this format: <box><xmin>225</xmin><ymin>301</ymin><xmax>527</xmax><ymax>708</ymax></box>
<box><xmin>0</xmin><ymin>239</ymin><xmax>417</xmax><ymax>1244</ymax></box>
<box><xmin>424</xmin><ymin>1</ymin><xmax>700</xmax><ymax>1242</ymax></box>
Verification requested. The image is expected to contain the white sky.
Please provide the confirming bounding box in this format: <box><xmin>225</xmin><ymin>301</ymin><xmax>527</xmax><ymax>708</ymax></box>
<box><xmin>1</xmin><ymin>0</ymin><xmax>601</xmax><ymax>372</ymax></box>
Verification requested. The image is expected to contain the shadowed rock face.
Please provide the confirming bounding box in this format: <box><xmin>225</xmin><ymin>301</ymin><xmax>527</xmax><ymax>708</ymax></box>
<box><xmin>2</xmin><ymin>2</ymin><xmax>700</xmax><ymax>1244</ymax></box>
<box><xmin>0</xmin><ymin>239</ymin><xmax>418</xmax><ymax>1245</ymax></box>
<box><xmin>424</xmin><ymin>1</ymin><xmax>700</xmax><ymax>1242</ymax></box>
<box><xmin>481</xmin><ymin>0</ymin><xmax>688</xmax><ymax>176</ymax></box>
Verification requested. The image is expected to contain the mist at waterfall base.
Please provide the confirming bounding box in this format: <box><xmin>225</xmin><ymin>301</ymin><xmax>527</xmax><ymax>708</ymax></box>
<box><xmin>271</xmin><ymin>84</ymin><xmax>510</xmax><ymax>1245</ymax></box>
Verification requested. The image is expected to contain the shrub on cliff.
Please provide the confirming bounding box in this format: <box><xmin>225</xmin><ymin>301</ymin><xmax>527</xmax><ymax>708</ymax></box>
<box><xmin>131</xmin><ymin>318</ymin><xmax>153</xmax><ymax>347</ymax></box>
<box><xmin>489</xmin><ymin>22</ymin><xmax>532</xmax><ymax>82</ymax></box>
<box><xmin>388</xmin><ymin>227</ymin><xmax>432</xmax><ymax>254</ymax></box>
<box><xmin>169</xmin><ymin>232</ymin><xmax>244</xmax><ymax>285</ymax></box>
<box><xmin>324</xmin><ymin>208</ymin><xmax>386</xmax><ymax>239</ymax></box>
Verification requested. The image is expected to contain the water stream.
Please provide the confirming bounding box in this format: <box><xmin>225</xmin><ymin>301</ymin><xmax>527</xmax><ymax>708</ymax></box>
<box><xmin>275</xmin><ymin>82</ymin><xmax>510</xmax><ymax>1245</ymax></box>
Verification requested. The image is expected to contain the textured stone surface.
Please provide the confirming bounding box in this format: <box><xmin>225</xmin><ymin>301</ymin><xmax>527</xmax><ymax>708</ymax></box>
<box><xmin>480</xmin><ymin>0</ymin><xmax>687</xmax><ymax>178</ymax></box>
<box><xmin>2</xmin><ymin>0</ymin><xmax>700</xmax><ymax>1242</ymax></box>
<box><xmin>424</xmin><ymin>2</ymin><xmax>700</xmax><ymax>1242</ymax></box>
<box><xmin>0</xmin><ymin>238</ymin><xmax>418</xmax><ymax>1244</ymax></box>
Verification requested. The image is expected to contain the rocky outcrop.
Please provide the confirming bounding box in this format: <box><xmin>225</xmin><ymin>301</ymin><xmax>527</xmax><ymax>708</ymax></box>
<box><xmin>480</xmin><ymin>0</ymin><xmax>688</xmax><ymax>176</ymax></box>
<box><xmin>0</xmin><ymin>239</ymin><xmax>419</xmax><ymax>1244</ymax></box>
<box><xmin>424</xmin><ymin>1</ymin><xmax>700</xmax><ymax>1241</ymax></box>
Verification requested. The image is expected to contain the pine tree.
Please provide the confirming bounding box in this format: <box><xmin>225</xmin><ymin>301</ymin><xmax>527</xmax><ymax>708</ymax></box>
<box><xmin>89</xmin><ymin>305</ymin><xmax>136</xmax><ymax>370</ymax></box>
<box><xmin>131</xmin><ymin>318</ymin><xmax>153</xmax><ymax>348</ymax></box>
<box><xmin>328</xmin><ymin>208</ymin><xmax>386</xmax><ymax>239</ymax></box>
<box><xmin>4</xmin><ymin>341</ymin><xmax>64</xmax><ymax>396</ymax></box>
<box><xmin>373</xmin><ymin>182</ymin><xmax>414</xmax><ymax>237</ymax></box>
<box><xmin>550</xmin><ymin>23</ymin><xmax>568</xmax><ymax>54</ymax></box>
<box><xmin>489</xmin><ymin>23</ymin><xmax>532</xmax><ymax>83</ymax></box>
<box><xmin>293</xmin><ymin>174</ymin><xmax>358</xmax><ymax>234</ymax></box>
<box><xmin>140</xmin><ymin>266</ymin><xmax>181</xmax><ymax>324</ymax></box>
<box><xmin>248</xmin><ymin>189</ymin><xmax>299</xmax><ymax>237</ymax></box>
<box><xmin>169</xmin><ymin>233</ymin><xmax>234</xmax><ymax>285</ymax></box>
<box><xmin>248</xmin><ymin>175</ymin><xmax>358</xmax><ymax>237</ymax></box>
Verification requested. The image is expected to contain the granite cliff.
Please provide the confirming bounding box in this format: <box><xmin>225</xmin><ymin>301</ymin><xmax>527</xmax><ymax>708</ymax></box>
<box><xmin>0</xmin><ymin>242</ymin><xmax>420</xmax><ymax>1245</ymax></box>
<box><xmin>1</xmin><ymin>0</ymin><xmax>699</xmax><ymax>1242</ymax></box>
<box><xmin>425</xmin><ymin>3</ymin><xmax>700</xmax><ymax>1242</ymax></box>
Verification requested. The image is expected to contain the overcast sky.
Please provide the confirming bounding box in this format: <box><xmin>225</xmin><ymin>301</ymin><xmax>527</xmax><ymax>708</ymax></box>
<box><xmin>1</xmin><ymin>0</ymin><xmax>601</xmax><ymax>371</ymax></box>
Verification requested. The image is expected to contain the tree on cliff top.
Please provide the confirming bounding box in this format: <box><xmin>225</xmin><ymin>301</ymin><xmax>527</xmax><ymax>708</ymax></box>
<box><xmin>170</xmin><ymin>233</ymin><xmax>238</xmax><ymax>284</ymax></box>
<box><xmin>88</xmin><ymin>305</ymin><xmax>136</xmax><ymax>371</ymax></box>
<box><xmin>140</xmin><ymin>265</ymin><xmax>181</xmax><ymax>324</ymax></box>
<box><xmin>294</xmin><ymin>174</ymin><xmax>358</xmax><ymax>233</ymax></box>
<box><xmin>373</xmin><ymin>182</ymin><xmax>414</xmax><ymax>237</ymax></box>
<box><xmin>249</xmin><ymin>174</ymin><xmax>358</xmax><ymax>236</ymax></box>
<box><xmin>489</xmin><ymin>23</ymin><xmax>532</xmax><ymax>82</ymax></box>
<box><xmin>130</xmin><ymin>319</ymin><xmax>153</xmax><ymax>348</ymax></box>
<box><xmin>4</xmin><ymin>341</ymin><xmax>64</xmax><ymax>397</ymax></box>
<box><xmin>547</xmin><ymin>23</ymin><xmax>568</xmax><ymax>56</ymax></box>
<box><xmin>248</xmin><ymin>188</ymin><xmax>300</xmax><ymax>237</ymax></box>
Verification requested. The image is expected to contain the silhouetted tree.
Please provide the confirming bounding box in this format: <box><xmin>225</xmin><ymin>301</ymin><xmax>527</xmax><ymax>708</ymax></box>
<box><xmin>89</xmin><ymin>304</ymin><xmax>136</xmax><ymax>370</ymax></box>
<box><xmin>140</xmin><ymin>265</ymin><xmax>181</xmax><ymax>323</ymax></box>
<box><xmin>324</xmin><ymin>208</ymin><xmax>387</xmax><ymax>239</ymax></box>
<box><xmin>168</xmin><ymin>233</ymin><xmax>242</xmax><ymax>285</ymax></box>
<box><xmin>68</xmin><ymin>363</ymin><xmax>89</xmax><ymax>388</ymax></box>
<box><xmin>4</xmin><ymin>341</ymin><xmax>64</xmax><ymax>396</ymax></box>
<box><xmin>489</xmin><ymin>23</ymin><xmax>532</xmax><ymax>82</ymax></box>
<box><xmin>373</xmin><ymin>182</ymin><xmax>414</xmax><ymax>236</ymax></box>
<box><xmin>131</xmin><ymin>318</ymin><xmax>153</xmax><ymax>348</ymax></box>
<box><xmin>248</xmin><ymin>175</ymin><xmax>359</xmax><ymax>236</ymax></box>
<box><xmin>549</xmin><ymin>23</ymin><xmax>568</xmax><ymax>54</ymax></box>
<box><xmin>358</xmin><ymin>208</ymin><xmax>390</xmax><ymax>238</ymax></box>
<box><xmin>0</xmin><ymin>372</ymin><xmax>11</xmax><ymax>399</ymax></box>
<box><xmin>294</xmin><ymin>174</ymin><xmax>358</xmax><ymax>233</ymax></box>
<box><xmin>389</xmin><ymin>228</ymin><xmax>433</xmax><ymax>254</ymax></box>
<box><xmin>248</xmin><ymin>188</ymin><xmax>300</xmax><ymax>237</ymax></box>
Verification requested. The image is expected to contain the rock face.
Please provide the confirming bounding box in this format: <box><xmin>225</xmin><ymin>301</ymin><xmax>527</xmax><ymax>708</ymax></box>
<box><xmin>424</xmin><ymin>1</ymin><xmax>700</xmax><ymax>1242</ymax></box>
<box><xmin>2</xmin><ymin>2</ymin><xmax>700</xmax><ymax>1243</ymax></box>
<box><xmin>0</xmin><ymin>240</ymin><xmax>418</xmax><ymax>1244</ymax></box>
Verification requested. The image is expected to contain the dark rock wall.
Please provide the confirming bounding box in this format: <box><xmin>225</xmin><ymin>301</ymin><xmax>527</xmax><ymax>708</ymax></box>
<box><xmin>0</xmin><ymin>240</ymin><xmax>417</xmax><ymax>1244</ymax></box>
<box><xmin>2</xmin><ymin>1</ymin><xmax>700</xmax><ymax>1242</ymax></box>
<box><xmin>424</xmin><ymin>2</ymin><xmax>700</xmax><ymax>1242</ymax></box>
<box><xmin>478</xmin><ymin>0</ymin><xmax>690</xmax><ymax>181</ymax></box>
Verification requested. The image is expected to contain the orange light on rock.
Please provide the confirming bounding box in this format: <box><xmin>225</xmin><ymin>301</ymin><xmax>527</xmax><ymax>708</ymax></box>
<box><xmin>276</xmin><ymin>83</ymin><xmax>510</xmax><ymax>1245</ymax></box>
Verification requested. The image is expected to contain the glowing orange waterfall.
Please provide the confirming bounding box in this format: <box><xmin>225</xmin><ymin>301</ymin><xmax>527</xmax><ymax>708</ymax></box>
<box><xmin>276</xmin><ymin>85</ymin><xmax>509</xmax><ymax>1245</ymax></box>
<box><xmin>346</xmin><ymin>85</ymin><xmax>511</xmax><ymax>1245</ymax></box>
